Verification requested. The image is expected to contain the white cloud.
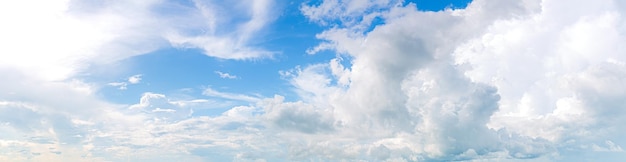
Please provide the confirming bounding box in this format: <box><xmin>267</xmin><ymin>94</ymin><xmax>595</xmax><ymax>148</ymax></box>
<box><xmin>215</xmin><ymin>71</ymin><xmax>238</xmax><ymax>79</ymax></box>
<box><xmin>3</xmin><ymin>0</ymin><xmax>626</xmax><ymax>161</ymax></box>
<box><xmin>107</xmin><ymin>82</ymin><xmax>127</xmax><ymax>90</ymax></box>
<box><xmin>0</xmin><ymin>70</ymin><xmax>122</xmax><ymax>161</ymax></box>
<box><xmin>301</xmin><ymin>0</ymin><xmax>398</xmax><ymax>29</ymax></box>
<box><xmin>0</xmin><ymin>0</ymin><xmax>113</xmax><ymax>81</ymax></box>
<box><xmin>453</xmin><ymin>0</ymin><xmax>626</xmax><ymax>149</ymax></box>
<box><xmin>260</xmin><ymin>95</ymin><xmax>335</xmax><ymax>134</ymax></box>
<box><xmin>128</xmin><ymin>92</ymin><xmax>194</xmax><ymax>121</ymax></box>
<box><xmin>128</xmin><ymin>74</ymin><xmax>142</xmax><ymax>84</ymax></box>
<box><xmin>279</xmin><ymin>0</ymin><xmax>626</xmax><ymax>160</ymax></box>
<box><xmin>0</xmin><ymin>0</ymin><xmax>278</xmax><ymax>82</ymax></box>
<box><xmin>203</xmin><ymin>88</ymin><xmax>261</xmax><ymax>103</ymax></box>
<box><xmin>592</xmin><ymin>141</ymin><xmax>624</xmax><ymax>152</ymax></box>
<box><xmin>0</xmin><ymin>0</ymin><xmax>280</xmax><ymax>160</ymax></box>
<box><xmin>107</xmin><ymin>74</ymin><xmax>142</xmax><ymax>90</ymax></box>
<box><xmin>165</xmin><ymin>0</ymin><xmax>279</xmax><ymax>59</ymax></box>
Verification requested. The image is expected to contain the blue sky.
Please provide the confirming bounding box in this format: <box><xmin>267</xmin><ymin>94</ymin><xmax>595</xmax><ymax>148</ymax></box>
<box><xmin>2</xmin><ymin>0</ymin><xmax>626</xmax><ymax>161</ymax></box>
<box><xmin>89</xmin><ymin>0</ymin><xmax>472</xmax><ymax>112</ymax></box>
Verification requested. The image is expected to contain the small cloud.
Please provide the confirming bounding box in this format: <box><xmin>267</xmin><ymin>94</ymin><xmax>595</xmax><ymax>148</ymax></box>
<box><xmin>215</xmin><ymin>71</ymin><xmax>238</xmax><ymax>79</ymax></box>
<box><xmin>108</xmin><ymin>74</ymin><xmax>142</xmax><ymax>90</ymax></box>
<box><xmin>152</xmin><ymin>108</ymin><xmax>177</xmax><ymax>113</ymax></box>
<box><xmin>128</xmin><ymin>74</ymin><xmax>142</xmax><ymax>84</ymax></box>
<box><xmin>592</xmin><ymin>140</ymin><xmax>624</xmax><ymax>152</ymax></box>
<box><xmin>107</xmin><ymin>82</ymin><xmax>127</xmax><ymax>90</ymax></box>
<box><xmin>203</xmin><ymin>87</ymin><xmax>260</xmax><ymax>102</ymax></box>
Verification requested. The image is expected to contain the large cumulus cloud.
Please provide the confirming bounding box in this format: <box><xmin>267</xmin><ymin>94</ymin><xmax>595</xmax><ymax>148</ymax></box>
<box><xmin>285</xmin><ymin>0</ymin><xmax>626</xmax><ymax>160</ymax></box>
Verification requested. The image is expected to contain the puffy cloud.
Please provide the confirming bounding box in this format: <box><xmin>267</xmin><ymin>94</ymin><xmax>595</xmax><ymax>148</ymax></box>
<box><xmin>282</xmin><ymin>0</ymin><xmax>626</xmax><ymax>160</ymax></box>
<box><xmin>454</xmin><ymin>0</ymin><xmax>626</xmax><ymax>155</ymax></box>
<box><xmin>127</xmin><ymin>74</ymin><xmax>142</xmax><ymax>84</ymax></box>
<box><xmin>260</xmin><ymin>95</ymin><xmax>335</xmax><ymax>134</ymax></box>
<box><xmin>128</xmin><ymin>92</ymin><xmax>193</xmax><ymax>121</ymax></box>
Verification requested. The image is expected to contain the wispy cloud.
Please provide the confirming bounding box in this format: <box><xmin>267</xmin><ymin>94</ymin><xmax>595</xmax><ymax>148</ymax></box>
<box><xmin>0</xmin><ymin>0</ymin><xmax>279</xmax><ymax>83</ymax></box>
<box><xmin>107</xmin><ymin>82</ymin><xmax>128</xmax><ymax>90</ymax></box>
<box><xmin>203</xmin><ymin>87</ymin><xmax>260</xmax><ymax>102</ymax></box>
<box><xmin>215</xmin><ymin>71</ymin><xmax>238</xmax><ymax>79</ymax></box>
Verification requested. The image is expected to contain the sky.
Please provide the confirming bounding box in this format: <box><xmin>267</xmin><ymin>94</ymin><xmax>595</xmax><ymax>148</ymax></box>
<box><xmin>1</xmin><ymin>0</ymin><xmax>626</xmax><ymax>161</ymax></box>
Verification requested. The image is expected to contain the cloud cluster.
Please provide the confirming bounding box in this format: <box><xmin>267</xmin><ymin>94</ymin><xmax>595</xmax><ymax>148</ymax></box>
<box><xmin>2</xmin><ymin>0</ymin><xmax>626</xmax><ymax>161</ymax></box>
<box><xmin>108</xmin><ymin>74</ymin><xmax>142</xmax><ymax>90</ymax></box>
<box><xmin>0</xmin><ymin>0</ymin><xmax>278</xmax><ymax>160</ymax></box>
<box><xmin>278</xmin><ymin>0</ymin><xmax>626</xmax><ymax>160</ymax></box>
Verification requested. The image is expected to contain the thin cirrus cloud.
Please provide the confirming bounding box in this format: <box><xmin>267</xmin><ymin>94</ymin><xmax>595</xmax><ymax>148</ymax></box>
<box><xmin>215</xmin><ymin>71</ymin><xmax>238</xmax><ymax>79</ymax></box>
<box><xmin>0</xmin><ymin>0</ymin><xmax>277</xmax><ymax>81</ymax></box>
<box><xmin>202</xmin><ymin>87</ymin><xmax>260</xmax><ymax>103</ymax></box>
<box><xmin>1</xmin><ymin>0</ymin><xmax>626</xmax><ymax>161</ymax></box>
